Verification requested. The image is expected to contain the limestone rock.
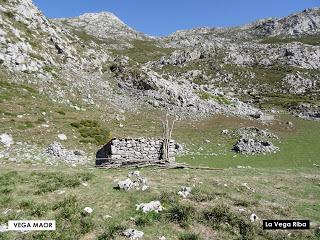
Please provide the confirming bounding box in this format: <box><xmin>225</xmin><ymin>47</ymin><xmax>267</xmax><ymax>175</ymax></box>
<box><xmin>178</xmin><ymin>186</ymin><xmax>192</xmax><ymax>198</ymax></box>
<box><xmin>83</xmin><ymin>207</ymin><xmax>93</xmax><ymax>214</ymax></box>
<box><xmin>123</xmin><ymin>229</ymin><xmax>144</xmax><ymax>239</ymax></box>
<box><xmin>233</xmin><ymin>138</ymin><xmax>279</xmax><ymax>155</ymax></box>
<box><xmin>136</xmin><ymin>201</ymin><xmax>163</xmax><ymax>213</ymax></box>
<box><xmin>0</xmin><ymin>133</ymin><xmax>14</xmax><ymax>147</ymax></box>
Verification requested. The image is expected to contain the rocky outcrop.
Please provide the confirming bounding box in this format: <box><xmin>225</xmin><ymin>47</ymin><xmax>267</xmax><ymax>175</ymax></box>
<box><xmin>282</xmin><ymin>72</ymin><xmax>319</xmax><ymax>94</ymax></box>
<box><xmin>232</xmin><ymin>127</ymin><xmax>280</xmax><ymax>155</ymax></box>
<box><xmin>0</xmin><ymin>0</ymin><xmax>115</xmax><ymax>81</ymax></box>
<box><xmin>290</xmin><ymin>104</ymin><xmax>320</xmax><ymax>120</ymax></box>
<box><xmin>44</xmin><ymin>142</ymin><xmax>87</xmax><ymax>165</ymax></box>
<box><xmin>54</xmin><ymin>12</ymin><xmax>147</xmax><ymax>43</ymax></box>
<box><xmin>246</xmin><ymin>8</ymin><xmax>320</xmax><ymax>37</ymax></box>
<box><xmin>233</xmin><ymin>138</ymin><xmax>279</xmax><ymax>155</ymax></box>
<box><xmin>1</xmin><ymin>1</ymin><xmax>319</xmax><ymax>121</ymax></box>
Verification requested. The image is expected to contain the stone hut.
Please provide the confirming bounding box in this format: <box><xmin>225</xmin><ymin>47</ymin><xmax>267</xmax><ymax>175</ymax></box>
<box><xmin>96</xmin><ymin>138</ymin><xmax>176</xmax><ymax>167</ymax></box>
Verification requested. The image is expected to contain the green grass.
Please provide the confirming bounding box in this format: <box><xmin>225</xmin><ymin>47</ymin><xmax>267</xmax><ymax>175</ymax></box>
<box><xmin>0</xmin><ymin>166</ymin><xmax>319</xmax><ymax>239</ymax></box>
<box><xmin>72</xmin><ymin>30</ymin><xmax>112</xmax><ymax>45</ymax></box>
<box><xmin>179</xmin><ymin>232</ymin><xmax>202</xmax><ymax>240</ymax></box>
<box><xmin>175</xmin><ymin>114</ymin><xmax>320</xmax><ymax>169</ymax></box>
<box><xmin>261</xmin><ymin>35</ymin><xmax>320</xmax><ymax>46</ymax></box>
<box><xmin>196</xmin><ymin>91</ymin><xmax>231</xmax><ymax>105</ymax></box>
<box><xmin>0</xmin><ymin>70</ymin><xmax>117</xmax><ymax>153</ymax></box>
<box><xmin>70</xmin><ymin>120</ymin><xmax>112</xmax><ymax>145</ymax></box>
<box><xmin>3</xmin><ymin>11</ymin><xmax>14</xmax><ymax>19</ymax></box>
<box><xmin>112</xmin><ymin>39</ymin><xmax>175</xmax><ymax>64</ymax></box>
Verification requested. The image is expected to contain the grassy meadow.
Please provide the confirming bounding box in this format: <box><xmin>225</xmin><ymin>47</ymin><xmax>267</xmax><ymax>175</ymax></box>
<box><xmin>1</xmin><ymin>72</ymin><xmax>320</xmax><ymax>239</ymax></box>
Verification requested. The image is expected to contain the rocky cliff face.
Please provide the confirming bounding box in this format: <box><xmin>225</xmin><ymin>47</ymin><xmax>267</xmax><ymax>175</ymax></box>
<box><xmin>246</xmin><ymin>8</ymin><xmax>320</xmax><ymax>37</ymax></box>
<box><xmin>0</xmin><ymin>0</ymin><xmax>112</xmax><ymax>74</ymax></box>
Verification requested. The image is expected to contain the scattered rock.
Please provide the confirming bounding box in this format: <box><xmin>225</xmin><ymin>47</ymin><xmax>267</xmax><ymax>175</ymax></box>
<box><xmin>58</xmin><ymin>134</ymin><xmax>67</xmax><ymax>141</ymax></box>
<box><xmin>83</xmin><ymin>207</ymin><xmax>93</xmax><ymax>214</ymax></box>
<box><xmin>286</xmin><ymin>121</ymin><xmax>293</xmax><ymax>126</ymax></box>
<box><xmin>222</xmin><ymin>129</ymin><xmax>229</xmax><ymax>134</ymax></box>
<box><xmin>103</xmin><ymin>215</ymin><xmax>112</xmax><ymax>219</ymax></box>
<box><xmin>44</xmin><ymin>142</ymin><xmax>88</xmax><ymax>165</ymax></box>
<box><xmin>250</xmin><ymin>213</ymin><xmax>258</xmax><ymax>222</ymax></box>
<box><xmin>234</xmin><ymin>127</ymin><xmax>279</xmax><ymax>140</ymax></box>
<box><xmin>178</xmin><ymin>186</ymin><xmax>192</xmax><ymax>198</ymax></box>
<box><xmin>117</xmin><ymin>171</ymin><xmax>149</xmax><ymax>191</ymax></box>
<box><xmin>117</xmin><ymin>178</ymin><xmax>135</xmax><ymax>191</ymax></box>
<box><xmin>2</xmin><ymin>208</ymin><xmax>12</xmax><ymax>215</ymax></box>
<box><xmin>123</xmin><ymin>229</ymin><xmax>144</xmax><ymax>239</ymax></box>
<box><xmin>0</xmin><ymin>133</ymin><xmax>14</xmax><ymax>147</ymax></box>
<box><xmin>141</xmin><ymin>185</ymin><xmax>149</xmax><ymax>191</ymax></box>
<box><xmin>56</xmin><ymin>190</ymin><xmax>65</xmax><ymax>195</ymax></box>
<box><xmin>74</xmin><ymin>150</ymin><xmax>85</xmax><ymax>156</ymax></box>
<box><xmin>237</xmin><ymin>165</ymin><xmax>252</xmax><ymax>169</ymax></box>
<box><xmin>158</xmin><ymin>236</ymin><xmax>166</xmax><ymax>240</ymax></box>
<box><xmin>136</xmin><ymin>201</ymin><xmax>163</xmax><ymax>213</ymax></box>
<box><xmin>0</xmin><ymin>224</ymin><xmax>8</xmax><ymax>233</ymax></box>
<box><xmin>233</xmin><ymin>138</ymin><xmax>279</xmax><ymax>155</ymax></box>
<box><xmin>81</xmin><ymin>182</ymin><xmax>89</xmax><ymax>187</ymax></box>
<box><xmin>242</xmin><ymin>183</ymin><xmax>256</xmax><ymax>193</ymax></box>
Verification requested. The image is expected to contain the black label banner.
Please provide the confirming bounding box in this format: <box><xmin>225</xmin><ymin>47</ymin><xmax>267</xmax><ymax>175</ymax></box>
<box><xmin>263</xmin><ymin>220</ymin><xmax>310</xmax><ymax>230</ymax></box>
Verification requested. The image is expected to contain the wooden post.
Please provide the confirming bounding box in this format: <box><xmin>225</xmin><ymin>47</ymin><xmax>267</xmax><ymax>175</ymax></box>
<box><xmin>162</xmin><ymin>113</ymin><xmax>177</xmax><ymax>162</ymax></box>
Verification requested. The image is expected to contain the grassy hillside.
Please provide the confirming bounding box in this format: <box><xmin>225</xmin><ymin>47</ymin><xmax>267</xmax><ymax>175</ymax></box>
<box><xmin>1</xmin><ymin>70</ymin><xmax>320</xmax><ymax>240</ymax></box>
<box><xmin>0</xmin><ymin>166</ymin><xmax>319</xmax><ymax>239</ymax></box>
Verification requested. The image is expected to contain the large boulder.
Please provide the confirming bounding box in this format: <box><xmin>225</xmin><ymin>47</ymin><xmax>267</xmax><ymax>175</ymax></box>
<box><xmin>233</xmin><ymin>138</ymin><xmax>279</xmax><ymax>155</ymax></box>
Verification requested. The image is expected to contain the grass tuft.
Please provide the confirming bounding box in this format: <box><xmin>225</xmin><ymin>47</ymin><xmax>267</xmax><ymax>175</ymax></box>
<box><xmin>179</xmin><ymin>232</ymin><xmax>202</xmax><ymax>240</ymax></box>
<box><xmin>98</xmin><ymin>222</ymin><xmax>126</xmax><ymax>240</ymax></box>
<box><xmin>166</xmin><ymin>202</ymin><xmax>195</xmax><ymax>228</ymax></box>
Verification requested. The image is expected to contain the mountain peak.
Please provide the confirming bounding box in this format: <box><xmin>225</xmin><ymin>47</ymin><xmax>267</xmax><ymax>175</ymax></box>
<box><xmin>56</xmin><ymin>11</ymin><xmax>147</xmax><ymax>40</ymax></box>
<box><xmin>76</xmin><ymin>11</ymin><xmax>126</xmax><ymax>25</ymax></box>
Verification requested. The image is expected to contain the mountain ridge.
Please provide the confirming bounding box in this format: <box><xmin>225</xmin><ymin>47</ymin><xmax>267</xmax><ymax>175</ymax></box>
<box><xmin>0</xmin><ymin>0</ymin><xmax>319</xmax><ymax>121</ymax></box>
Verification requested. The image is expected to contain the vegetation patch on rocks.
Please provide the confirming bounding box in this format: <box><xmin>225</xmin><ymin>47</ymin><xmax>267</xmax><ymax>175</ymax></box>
<box><xmin>70</xmin><ymin>120</ymin><xmax>112</xmax><ymax>145</ymax></box>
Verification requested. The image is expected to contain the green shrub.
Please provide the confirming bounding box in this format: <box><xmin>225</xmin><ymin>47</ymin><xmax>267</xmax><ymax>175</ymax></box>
<box><xmin>70</xmin><ymin>120</ymin><xmax>112</xmax><ymax>145</ymax></box>
<box><xmin>56</xmin><ymin>110</ymin><xmax>66</xmax><ymax>115</ymax></box>
<box><xmin>0</xmin><ymin>187</ymin><xmax>13</xmax><ymax>194</ymax></box>
<box><xmin>19</xmin><ymin>199</ymin><xmax>35</xmax><ymax>209</ymax></box>
<box><xmin>233</xmin><ymin>199</ymin><xmax>254</xmax><ymax>207</ymax></box>
<box><xmin>191</xmin><ymin>186</ymin><xmax>216</xmax><ymax>202</ymax></box>
<box><xmin>202</xmin><ymin>205</ymin><xmax>233</xmax><ymax>229</ymax></box>
<box><xmin>17</xmin><ymin>121</ymin><xmax>34</xmax><ymax>130</ymax></box>
<box><xmin>237</xmin><ymin>218</ymin><xmax>254</xmax><ymax>240</ymax></box>
<box><xmin>159</xmin><ymin>191</ymin><xmax>179</xmax><ymax>205</ymax></box>
<box><xmin>98</xmin><ymin>222</ymin><xmax>126</xmax><ymax>240</ymax></box>
<box><xmin>32</xmin><ymin>196</ymin><xmax>95</xmax><ymax>239</ymax></box>
<box><xmin>3</xmin><ymin>11</ymin><xmax>14</xmax><ymax>19</ymax></box>
<box><xmin>134</xmin><ymin>212</ymin><xmax>161</xmax><ymax>226</ymax></box>
<box><xmin>0</xmin><ymin>171</ymin><xmax>19</xmax><ymax>186</ymax></box>
<box><xmin>179</xmin><ymin>232</ymin><xmax>202</xmax><ymax>240</ymax></box>
<box><xmin>30</xmin><ymin>203</ymin><xmax>49</xmax><ymax>217</ymax></box>
<box><xmin>166</xmin><ymin>202</ymin><xmax>195</xmax><ymax>228</ymax></box>
<box><xmin>202</xmin><ymin>205</ymin><xmax>255</xmax><ymax>239</ymax></box>
<box><xmin>32</xmin><ymin>172</ymin><xmax>94</xmax><ymax>194</ymax></box>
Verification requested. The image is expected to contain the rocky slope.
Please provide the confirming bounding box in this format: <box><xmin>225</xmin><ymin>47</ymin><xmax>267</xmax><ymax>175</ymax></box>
<box><xmin>54</xmin><ymin>12</ymin><xmax>147</xmax><ymax>46</ymax></box>
<box><xmin>1</xmin><ymin>0</ymin><xmax>320</xmax><ymax>120</ymax></box>
<box><xmin>244</xmin><ymin>7</ymin><xmax>320</xmax><ymax>37</ymax></box>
